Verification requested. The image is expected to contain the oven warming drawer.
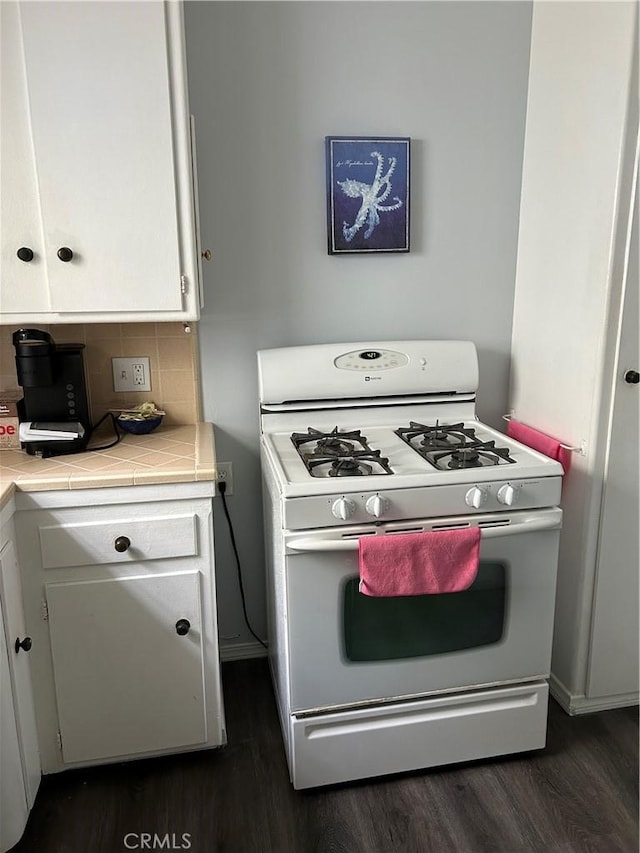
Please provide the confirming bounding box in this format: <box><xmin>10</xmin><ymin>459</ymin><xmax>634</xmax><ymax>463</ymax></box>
<box><xmin>290</xmin><ymin>681</ymin><xmax>549</xmax><ymax>789</ymax></box>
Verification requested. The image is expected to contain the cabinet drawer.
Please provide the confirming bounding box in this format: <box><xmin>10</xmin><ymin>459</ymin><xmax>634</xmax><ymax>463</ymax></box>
<box><xmin>291</xmin><ymin>682</ymin><xmax>549</xmax><ymax>789</ymax></box>
<box><xmin>39</xmin><ymin>514</ymin><xmax>198</xmax><ymax>569</ymax></box>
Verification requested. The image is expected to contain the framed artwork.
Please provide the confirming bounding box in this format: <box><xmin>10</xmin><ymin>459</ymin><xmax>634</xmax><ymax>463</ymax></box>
<box><xmin>325</xmin><ymin>136</ymin><xmax>410</xmax><ymax>255</ymax></box>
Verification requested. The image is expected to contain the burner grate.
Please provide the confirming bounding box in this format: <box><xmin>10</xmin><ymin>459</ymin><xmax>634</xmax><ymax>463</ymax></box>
<box><xmin>291</xmin><ymin>427</ymin><xmax>394</xmax><ymax>477</ymax></box>
<box><xmin>395</xmin><ymin>421</ymin><xmax>515</xmax><ymax>470</ymax></box>
<box><xmin>307</xmin><ymin>450</ymin><xmax>394</xmax><ymax>478</ymax></box>
<box><xmin>434</xmin><ymin>441</ymin><xmax>515</xmax><ymax>469</ymax></box>
<box><xmin>395</xmin><ymin>421</ymin><xmax>477</xmax><ymax>448</ymax></box>
<box><xmin>292</xmin><ymin>427</ymin><xmax>369</xmax><ymax>453</ymax></box>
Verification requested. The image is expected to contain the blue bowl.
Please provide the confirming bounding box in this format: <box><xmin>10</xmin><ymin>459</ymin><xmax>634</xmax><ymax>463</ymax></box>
<box><xmin>116</xmin><ymin>415</ymin><xmax>163</xmax><ymax>435</ymax></box>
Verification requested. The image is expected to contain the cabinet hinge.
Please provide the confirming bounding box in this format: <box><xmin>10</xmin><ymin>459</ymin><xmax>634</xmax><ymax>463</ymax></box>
<box><xmin>180</xmin><ymin>275</ymin><xmax>188</xmax><ymax>295</ymax></box>
<box><xmin>42</xmin><ymin>599</ymin><xmax>49</xmax><ymax>621</ymax></box>
<box><xmin>56</xmin><ymin>731</ymin><xmax>63</xmax><ymax>752</ymax></box>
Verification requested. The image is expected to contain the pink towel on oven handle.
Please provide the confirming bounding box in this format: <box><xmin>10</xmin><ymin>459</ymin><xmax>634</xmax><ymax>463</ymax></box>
<box><xmin>358</xmin><ymin>527</ymin><xmax>481</xmax><ymax>598</ymax></box>
<box><xmin>507</xmin><ymin>419</ymin><xmax>572</xmax><ymax>473</ymax></box>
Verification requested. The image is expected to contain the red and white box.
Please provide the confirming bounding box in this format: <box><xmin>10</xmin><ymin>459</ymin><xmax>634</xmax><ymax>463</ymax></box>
<box><xmin>0</xmin><ymin>391</ymin><xmax>22</xmax><ymax>450</ymax></box>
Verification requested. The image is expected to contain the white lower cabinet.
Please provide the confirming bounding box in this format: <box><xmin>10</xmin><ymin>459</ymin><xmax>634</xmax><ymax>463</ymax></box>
<box><xmin>46</xmin><ymin>571</ymin><xmax>207</xmax><ymax>765</ymax></box>
<box><xmin>0</xmin><ymin>600</ymin><xmax>28</xmax><ymax>853</ymax></box>
<box><xmin>1</xmin><ymin>514</ymin><xmax>40</xmax><ymax>853</ymax></box>
<box><xmin>14</xmin><ymin>482</ymin><xmax>225</xmax><ymax>774</ymax></box>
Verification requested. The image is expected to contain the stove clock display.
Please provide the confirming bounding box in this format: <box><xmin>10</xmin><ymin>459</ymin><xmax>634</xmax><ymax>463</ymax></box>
<box><xmin>334</xmin><ymin>348</ymin><xmax>410</xmax><ymax>370</ymax></box>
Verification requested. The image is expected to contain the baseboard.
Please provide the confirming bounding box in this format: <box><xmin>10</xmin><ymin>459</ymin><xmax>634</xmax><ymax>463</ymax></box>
<box><xmin>549</xmin><ymin>673</ymin><xmax>573</xmax><ymax>713</ymax></box>
<box><xmin>220</xmin><ymin>641</ymin><xmax>268</xmax><ymax>662</ymax></box>
<box><xmin>550</xmin><ymin>672</ymin><xmax>638</xmax><ymax>715</ymax></box>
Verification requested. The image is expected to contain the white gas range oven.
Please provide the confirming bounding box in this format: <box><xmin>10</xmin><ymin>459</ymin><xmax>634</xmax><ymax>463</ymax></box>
<box><xmin>257</xmin><ymin>340</ymin><xmax>563</xmax><ymax>789</ymax></box>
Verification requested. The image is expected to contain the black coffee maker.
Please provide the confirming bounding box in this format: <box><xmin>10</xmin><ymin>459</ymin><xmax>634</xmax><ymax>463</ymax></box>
<box><xmin>13</xmin><ymin>328</ymin><xmax>92</xmax><ymax>456</ymax></box>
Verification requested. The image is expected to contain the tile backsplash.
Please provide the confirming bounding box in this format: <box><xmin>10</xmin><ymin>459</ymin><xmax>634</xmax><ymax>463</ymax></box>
<box><xmin>0</xmin><ymin>323</ymin><xmax>202</xmax><ymax>426</ymax></box>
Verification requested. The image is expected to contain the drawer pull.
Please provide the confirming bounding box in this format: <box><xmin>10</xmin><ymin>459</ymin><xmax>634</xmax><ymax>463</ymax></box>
<box><xmin>175</xmin><ymin>619</ymin><xmax>191</xmax><ymax>636</ymax></box>
<box><xmin>15</xmin><ymin>636</ymin><xmax>32</xmax><ymax>654</ymax></box>
<box><xmin>114</xmin><ymin>535</ymin><xmax>131</xmax><ymax>553</ymax></box>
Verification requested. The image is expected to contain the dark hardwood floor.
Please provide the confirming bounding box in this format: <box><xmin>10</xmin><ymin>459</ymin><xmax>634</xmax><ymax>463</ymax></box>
<box><xmin>12</xmin><ymin>659</ymin><xmax>638</xmax><ymax>853</ymax></box>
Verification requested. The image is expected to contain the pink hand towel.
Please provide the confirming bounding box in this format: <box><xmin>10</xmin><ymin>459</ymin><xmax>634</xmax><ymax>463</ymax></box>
<box><xmin>507</xmin><ymin>419</ymin><xmax>572</xmax><ymax>473</ymax></box>
<box><xmin>359</xmin><ymin>528</ymin><xmax>481</xmax><ymax>597</ymax></box>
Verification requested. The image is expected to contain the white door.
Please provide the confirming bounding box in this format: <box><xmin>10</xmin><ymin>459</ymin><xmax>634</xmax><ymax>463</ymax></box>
<box><xmin>0</xmin><ymin>539</ymin><xmax>40</xmax><ymax>809</ymax></box>
<box><xmin>46</xmin><ymin>571</ymin><xmax>207</xmax><ymax>764</ymax></box>
<box><xmin>284</xmin><ymin>509</ymin><xmax>561</xmax><ymax>712</ymax></box>
<box><xmin>4</xmin><ymin>1</ymin><xmax>184</xmax><ymax>315</ymax></box>
<box><xmin>587</xmin><ymin>172</ymin><xmax>639</xmax><ymax>699</ymax></box>
<box><xmin>0</xmin><ymin>600</ymin><xmax>29</xmax><ymax>853</ymax></box>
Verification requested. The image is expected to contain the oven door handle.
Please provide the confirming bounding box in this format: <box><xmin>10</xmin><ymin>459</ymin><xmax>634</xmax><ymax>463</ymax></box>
<box><xmin>287</xmin><ymin>516</ymin><xmax>562</xmax><ymax>552</ymax></box>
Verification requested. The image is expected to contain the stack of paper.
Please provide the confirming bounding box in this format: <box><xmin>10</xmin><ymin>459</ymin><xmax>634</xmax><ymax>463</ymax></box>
<box><xmin>19</xmin><ymin>422</ymin><xmax>85</xmax><ymax>442</ymax></box>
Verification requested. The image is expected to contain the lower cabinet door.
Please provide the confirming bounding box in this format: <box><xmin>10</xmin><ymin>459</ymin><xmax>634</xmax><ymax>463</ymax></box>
<box><xmin>46</xmin><ymin>571</ymin><xmax>207</xmax><ymax>764</ymax></box>
<box><xmin>0</xmin><ymin>539</ymin><xmax>40</xmax><ymax>807</ymax></box>
<box><xmin>0</xmin><ymin>605</ymin><xmax>29</xmax><ymax>853</ymax></box>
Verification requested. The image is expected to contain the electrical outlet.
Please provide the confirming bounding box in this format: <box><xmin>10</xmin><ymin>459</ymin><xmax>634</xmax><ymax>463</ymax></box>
<box><xmin>215</xmin><ymin>462</ymin><xmax>233</xmax><ymax>495</ymax></box>
<box><xmin>112</xmin><ymin>357</ymin><xmax>151</xmax><ymax>392</ymax></box>
<box><xmin>133</xmin><ymin>362</ymin><xmax>147</xmax><ymax>386</ymax></box>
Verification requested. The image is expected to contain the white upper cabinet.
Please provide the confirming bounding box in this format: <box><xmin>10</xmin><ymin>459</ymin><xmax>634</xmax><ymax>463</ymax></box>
<box><xmin>1</xmin><ymin>1</ymin><xmax>202</xmax><ymax>323</ymax></box>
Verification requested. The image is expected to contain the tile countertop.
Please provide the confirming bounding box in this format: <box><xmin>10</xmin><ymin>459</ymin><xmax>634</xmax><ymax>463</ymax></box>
<box><xmin>0</xmin><ymin>423</ymin><xmax>216</xmax><ymax>509</ymax></box>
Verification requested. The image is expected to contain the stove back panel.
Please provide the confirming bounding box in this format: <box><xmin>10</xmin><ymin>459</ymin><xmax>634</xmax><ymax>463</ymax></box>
<box><xmin>258</xmin><ymin>340</ymin><xmax>479</xmax><ymax>406</ymax></box>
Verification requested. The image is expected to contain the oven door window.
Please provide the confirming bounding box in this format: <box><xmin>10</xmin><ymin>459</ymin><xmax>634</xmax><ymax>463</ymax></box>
<box><xmin>343</xmin><ymin>560</ymin><xmax>507</xmax><ymax>662</ymax></box>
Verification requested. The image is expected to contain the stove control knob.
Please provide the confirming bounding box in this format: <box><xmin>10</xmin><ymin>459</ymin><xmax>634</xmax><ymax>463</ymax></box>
<box><xmin>332</xmin><ymin>497</ymin><xmax>356</xmax><ymax>521</ymax></box>
<box><xmin>497</xmin><ymin>483</ymin><xmax>519</xmax><ymax>506</ymax></box>
<box><xmin>365</xmin><ymin>494</ymin><xmax>388</xmax><ymax>518</ymax></box>
<box><xmin>465</xmin><ymin>486</ymin><xmax>488</xmax><ymax>509</ymax></box>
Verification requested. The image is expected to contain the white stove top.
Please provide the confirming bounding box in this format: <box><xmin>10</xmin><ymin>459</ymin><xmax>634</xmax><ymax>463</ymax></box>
<box><xmin>262</xmin><ymin>415</ymin><xmax>563</xmax><ymax>499</ymax></box>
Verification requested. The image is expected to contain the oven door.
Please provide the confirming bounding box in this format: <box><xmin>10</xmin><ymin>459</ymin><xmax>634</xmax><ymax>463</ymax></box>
<box><xmin>284</xmin><ymin>507</ymin><xmax>562</xmax><ymax>713</ymax></box>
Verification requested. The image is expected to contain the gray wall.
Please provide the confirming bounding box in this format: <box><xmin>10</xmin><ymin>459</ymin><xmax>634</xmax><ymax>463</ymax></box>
<box><xmin>184</xmin><ymin>0</ymin><xmax>532</xmax><ymax>653</ymax></box>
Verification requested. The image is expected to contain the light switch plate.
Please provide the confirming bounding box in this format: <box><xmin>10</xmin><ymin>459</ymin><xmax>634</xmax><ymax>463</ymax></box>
<box><xmin>112</xmin><ymin>357</ymin><xmax>151</xmax><ymax>392</ymax></box>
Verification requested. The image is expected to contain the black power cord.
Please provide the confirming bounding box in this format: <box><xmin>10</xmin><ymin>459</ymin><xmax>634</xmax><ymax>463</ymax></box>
<box><xmin>218</xmin><ymin>480</ymin><xmax>268</xmax><ymax>650</ymax></box>
<box><xmin>87</xmin><ymin>411</ymin><xmax>122</xmax><ymax>452</ymax></box>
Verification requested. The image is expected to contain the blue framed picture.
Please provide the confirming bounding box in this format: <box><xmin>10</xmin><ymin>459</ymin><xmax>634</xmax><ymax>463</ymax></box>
<box><xmin>325</xmin><ymin>136</ymin><xmax>410</xmax><ymax>254</ymax></box>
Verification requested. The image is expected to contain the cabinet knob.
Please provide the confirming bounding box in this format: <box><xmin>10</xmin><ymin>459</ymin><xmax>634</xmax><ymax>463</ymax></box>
<box><xmin>624</xmin><ymin>369</ymin><xmax>639</xmax><ymax>385</ymax></box>
<box><xmin>114</xmin><ymin>535</ymin><xmax>131</xmax><ymax>553</ymax></box>
<box><xmin>201</xmin><ymin>249</ymin><xmax>212</xmax><ymax>261</ymax></box>
<box><xmin>57</xmin><ymin>247</ymin><xmax>74</xmax><ymax>262</ymax></box>
<box><xmin>15</xmin><ymin>636</ymin><xmax>32</xmax><ymax>654</ymax></box>
<box><xmin>17</xmin><ymin>247</ymin><xmax>34</xmax><ymax>262</ymax></box>
<box><xmin>175</xmin><ymin>619</ymin><xmax>191</xmax><ymax>636</ymax></box>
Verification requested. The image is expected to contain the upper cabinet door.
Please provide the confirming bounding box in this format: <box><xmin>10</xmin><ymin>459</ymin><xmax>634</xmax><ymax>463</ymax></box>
<box><xmin>0</xmin><ymin>1</ymin><xmax>50</xmax><ymax>314</ymax></box>
<box><xmin>0</xmin><ymin>1</ymin><xmax>201</xmax><ymax>323</ymax></box>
